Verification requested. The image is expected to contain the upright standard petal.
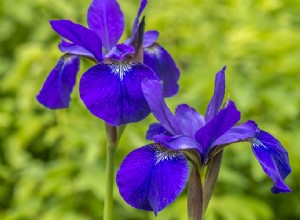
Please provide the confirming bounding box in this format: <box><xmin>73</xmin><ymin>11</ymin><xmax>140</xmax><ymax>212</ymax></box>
<box><xmin>58</xmin><ymin>40</ymin><xmax>95</xmax><ymax>58</ymax></box>
<box><xmin>195</xmin><ymin>101</ymin><xmax>240</xmax><ymax>158</ymax></box>
<box><xmin>128</xmin><ymin>0</ymin><xmax>148</xmax><ymax>45</ymax></box>
<box><xmin>37</xmin><ymin>55</ymin><xmax>80</xmax><ymax>109</ymax></box>
<box><xmin>213</xmin><ymin>120</ymin><xmax>258</xmax><ymax>147</ymax></box>
<box><xmin>142</xmin><ymin>79</ymin><xmax>181</xmax><ymax>135</ymax></box>
<box><xmin>175</xmin><ymin>104</ymin><xmax>205</xmax><ymax>138</ymax></box>
<box><xmin>80</xmin><ymin>58</ymin><xmax>158</xmax><ymax>126</ymax></box>
<box><xmin>205</xmin><ymin>66</ymin><xmax>226</xmax><ymax>122</ymax></box>
<box><xmin>87</xmin><ymin>0</ymin><xmax>124</xmax><ymax>51</ymax></box>
<box><xmin>50</xmin><ymin>20</ymin><xmax>103</xmax><ymax>61</ymax></box>
<box><xmin>251</xmin><ymin>130</ymin><xmax>291</xmax><ymax>194</ymax></box>
<box><xmin>144</xmin><ymin>43</ymin><xmax>180</xmax><ymax>97</ymax></box>
<box><xmin>143</xmin><ymin>30</ymin><xmax>159</xmax><ymax>47</ymax></box>
<box><xmin>116</xmin><ymin>144</ymin><xmax>189</xmax><ymax>215</ymax></box>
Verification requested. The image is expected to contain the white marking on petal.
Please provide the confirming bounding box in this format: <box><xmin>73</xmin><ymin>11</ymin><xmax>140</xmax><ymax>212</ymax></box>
<box><xmin>252</xmin><ymin>138</ymin><xmax>268</xmax><ymax>149</ymax></box>
<box><xmin>63</xmin><ymin>54</ymin><xmax>77</xmax><ymax>64</ymax></box>
<box><xmin>105</xmin><ymin>59</ymin><xmax>136</xmax><ymax>80</ymax></box>
<box><xmin>144</xmin><ymin>44</ymin><xmax>160</xmax><ymax>56</ymax></box>
<box><xmin>154</xmin><ymin>147</ymin><xmax>179</xmax><ymax>165</ymax></box>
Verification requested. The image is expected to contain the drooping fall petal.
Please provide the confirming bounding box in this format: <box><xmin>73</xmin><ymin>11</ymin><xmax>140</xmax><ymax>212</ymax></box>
<box><xmin>37</xmin><ymin>55</ymin><xmax>80</xmax><ymax>109</ymax></box>
<box><xmin>251</xmin><ymin>130</ymin><xmax>291</xmax><ymax>194</ymax></box>
<box><xmin>80</xmin><ymin>58</ymin><xmax>158</xmax><ymax>126</ymax></box>
<box><xmin>116</xmin><ymin>144</ymin><xmax>189</xmax><ymax>215</ymax></box>
<box><xmin>144</xmin><ymin>43</ymin><xmax>180</xmax><ymax>97</ymax></box>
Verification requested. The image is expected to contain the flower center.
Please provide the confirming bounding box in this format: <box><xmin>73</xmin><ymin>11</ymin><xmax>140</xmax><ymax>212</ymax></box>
<box><xmin>153</xmin><ymin>143</ymin><xmax>178</xmax><ymax>165</ymax></box>
<box><xmin>105</xmin><ymin>59</ymin><xmax>136</xmax><ymax>80</ymax></box>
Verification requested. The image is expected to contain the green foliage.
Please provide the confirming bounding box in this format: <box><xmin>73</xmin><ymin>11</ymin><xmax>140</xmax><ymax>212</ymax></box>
<box><xmin>1</xmin><ymin>0</ymin><xmax>299</xmax><ymax>219</ymax></box>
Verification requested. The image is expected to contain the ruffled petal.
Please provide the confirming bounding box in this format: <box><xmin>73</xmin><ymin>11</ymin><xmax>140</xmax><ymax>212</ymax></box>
<box><xmin>142</xmin><ymin>79</ymin><xmax>181</xmax><ymax>135</ymax></box>
<box><xmin>144</xmin><ymin>43</ymin><xmax>180</xmax><ymax>97</ymax></box>
<box><xmin>105</xmin><ymin>43</ymin><xmax>135</xmax><ymax>60</ymax></box>
<box><xmin>79</xmin><ymin>58</ymin><xmax>158</xmax><ymax>126</ymax></box>
<box><xmin>195</xmin><ymin>101</ymin><xmax>240</xmax><ymax>157</ymax></box>
<box><xmin>143</xmin><ymin>30</ymin><xmax>159</xmax><ymax>47</ymax></box>
<box><xmin>146</xmin><ymin>123</ymin><xmax>168</xmax><ymax>140</ymax></box>
<box><xmin>213</xmin><ymin>120</ymin><xmax>258</xmax><ymax>146</ymax></box>
<box><xmin>37</xmin><ymin>55</ymin><xmax>80</xmax><ymax>109</ymax></box>
<box><xmin>128</xmin><ymin>0</ymin><xmax>148</xmax><ymax>45</ymax></box>
<box><xmin>87</xmin><ymin>0</ymin><xmax>124</xmax><ymax>51</ymax></box>
<box><xmin>205</xmin><ymin>66</ymin><xmax>226</xmax><ymax>122</ymax></box>
<box><xmin>58</xmin><ymin>40</ymin><xmax>95</xmax><ymax>58</ymax></box>
<box><xmin>116</xmin><ymin>144</ymin><xmax>189</xmax><ymax>215</ymax></box>
<box><xmin>251</xmin><ymin>130</ymin><xmax>291</xmax><ymax>194</ymax></box>
<box><xmin>154</xmin><ymin>134</ymin><xmax>200</xmax><ymax>151</ymax></box>
<box><xmin>175</xmin><ymin>104</ymin><xmax>205</xmax><ymax>138</ymax></box>
<box><xmin>50</xmin><ymin>20</ymin><xmax>103</xmax><ymax>61</ymax></box>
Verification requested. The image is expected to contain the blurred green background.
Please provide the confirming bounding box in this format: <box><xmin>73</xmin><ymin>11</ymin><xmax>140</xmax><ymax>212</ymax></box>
<box><xmin>1</xmin><ymin>0</ymin><xmax>299</xmax><ymax>219</ymax></box>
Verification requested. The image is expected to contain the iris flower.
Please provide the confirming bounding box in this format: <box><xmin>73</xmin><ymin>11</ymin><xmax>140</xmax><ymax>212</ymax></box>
<box><xmin>116</xmin><ymin>67</ymin><xmax>291</xmax><ymax>214</ymax></box>
<box><xmin>37</xmin><ymin>0</ymin><xmax>179</xmax><ymax>126</ymax></box>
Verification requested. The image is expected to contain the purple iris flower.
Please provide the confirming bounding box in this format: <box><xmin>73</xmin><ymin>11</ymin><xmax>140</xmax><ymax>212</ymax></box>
<box><xmin>36</xmin><ymin>0</ymin><xmax>180</xmax><ymax>126</ymax></box>
<box><xmin>116</xmin><ymin>67</ymin><xmax>291</xmax><ymax>215</ymax></box>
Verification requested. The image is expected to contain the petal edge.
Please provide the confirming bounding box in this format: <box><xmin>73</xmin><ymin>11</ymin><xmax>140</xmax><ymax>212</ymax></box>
<box><xmin>37</xmin><ymin>55</ymin><xmax>80</xmax><ymax>109</ymax></box>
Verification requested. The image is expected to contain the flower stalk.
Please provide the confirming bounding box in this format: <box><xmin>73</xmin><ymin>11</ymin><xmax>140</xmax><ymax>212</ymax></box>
<box><xmin>104</xmin><ymin>124</ymin><xmax>118</xmax><ymax>220</ymax></box>
<box><xmin>188</xmin><ymin>165</ymin><xmax>204</xmax><ymax>220</ymax></box>
<box><xmin>203</xmin><ymin>150</ymin><xmax>224</xmax><ymax>213</ymax></box>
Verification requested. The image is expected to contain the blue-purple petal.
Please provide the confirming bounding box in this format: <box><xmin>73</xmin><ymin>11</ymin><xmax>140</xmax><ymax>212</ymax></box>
<box><xmin>213</xmin><ymin>120</ymin><xmax>258</xmax><ymax>147</ymax></box>
<box><xmin>87</xmin><ymin>0</ymin><xmax>124</xmax><ymax>51</ymax></box>
<box><xmin>58</xmin><ymin>40</ymin><xmax>95</xmax><ymax>58</ymax></box>
<box><xmin>116</xmin><ymin>144</ymin><xmax>189</xmax><ymax>214</ymax></box>
<box><xmin>143</xmin><ymin>30</ymin><xmax>159</xmax><ymax>47</ymax></box>
<box><xmin>144</xmin><ymin>44</ymin><xmax>180</xmax><ymax>97</ymax></box>
<box><xmin>105</xmin><ymin>43</ymin><xmax>135</xmax><ymax>60</ymax></box>
<box><xmin>146</xmin><ymin>123</ymin><xmax>169</xmax><ymax>140</ymax></box>
<box><xmin>205</xmin><ymin>66</ymin><xmax>226</xmax><ymax>122</ymax></box>
<box><xmin>251</xmin><ymin>130</ymin><xmax>291</xmax><ymax>194</ymax></box>
<box><xmin>79</xmin><ymin>58</ymin><xmax>158</xmax><ymax>126</ymax></box>
<box><xmin>37</xmin><ymin>55</ymin><xmax>80</xmax><ymax>109</ymax></box>
<box><xmin>195</xmin><ymin>101</ymin><xmax>241</xmax><ymax>156</ymax></box>
<box><xmin>128</xmin><ymin>0</ymin><xmax>148</xmax><ymax>45</ymax></box>
<box><xmin>175</xmin><ymin>104</ymin><xmax>205</xmax><ymax>138</ymax></box>
<box><xmin>50</xmin><ymin>20</ymin><xmax>103</xmax><ymax>61</ymax></box>
<box><xmin>154</xmin><ymin>134</ymin><xmax>200</xmax><ymax>151</ymax></box>
<box><xmin>142</xmin><ymin>79</ymin><xmax>181</xmax><ymax>135</ymax></box>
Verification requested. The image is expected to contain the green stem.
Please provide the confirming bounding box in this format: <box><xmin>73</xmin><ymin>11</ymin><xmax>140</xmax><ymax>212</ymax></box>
<box><xmin>103</xmin><ymin>124</ymin><xmax>118</xmax><ymax>220</ymax></box>
<box><xmin>103</xmin><ymin>142</ymin><xmax>116</xmax><ymax>220</ymax></box>
<box><xmin>203</xmin><ymin>150</ymin><xmax>224</xmax><ymax>213</ymax></box>
<box><xmin>188</xmin><ymin>165</ymin><xmax>203</xmax><ymax>220</ymax></box>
